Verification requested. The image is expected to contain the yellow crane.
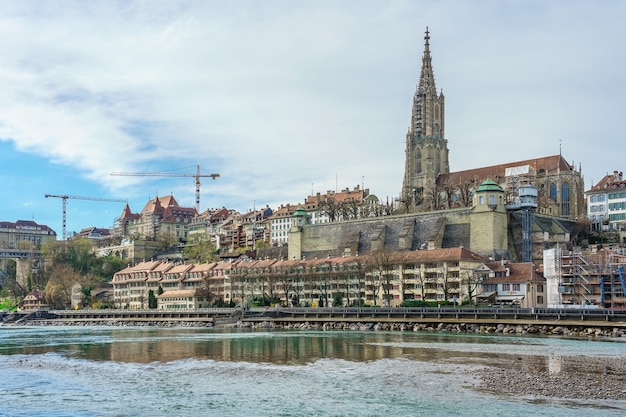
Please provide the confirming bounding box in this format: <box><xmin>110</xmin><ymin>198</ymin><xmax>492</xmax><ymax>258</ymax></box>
<box><xmin>110</xmin><ymin>165</ymin><xmax>220</xmax><ymax>212</ymax></box>
<box><xmin>45</xmin><ymin>194</ymin><xmax>127</xmax><ymax>240</ymax></box>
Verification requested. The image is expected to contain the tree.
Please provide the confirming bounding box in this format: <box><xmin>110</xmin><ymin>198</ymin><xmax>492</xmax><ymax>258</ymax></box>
<box><xmin>44</xmin><ymin>264</ymin><xmax>83</xmax><ymax>308</ymax></box>
<box><xmin>184</xmin><ymin>240</ymin><xmax>219</xmax><ymax>263</ymax></box>
<box><xmin>147</xmin><ymin>289</ymin><xmax>157</xmax><ymax>309</ymax></box>
<box><xmin>318</xmin><ymin>197</ymin><xmax>341</xmax><ymax>222</ymax></box>
<box><xmin>456</xmin><ymin>181</ymin><xmax>473</xmax><ymax>208</ymax></box>
<box><xmin>340</xmin><ymin>197</ymin><xmax>361</xmax><ymax>220</ymax></box>
<box><xmin>370</xmin><ymin>250</ymin><xmax>395</xmax><ymax>306</ymax></box>
<box><xmin>80</xmin><ymin>283</ymin><xmax>95</xmax><ymax>307</ymax></box>
<box><xmin>314</xmin><ymin>264</ymin><xmax>332</xmax><ymax>307</ymax></box>
<box><xmin>363</xmin><ymin>255</ymin><xmax>382</xmax><ymax>306</ymax></box>
<box><xmin>461</xmin><ymin>269</ymin><xmax>482</xmax><ymax>305</ymax></box>
<box><xmin>396</xmin><ymin>253</ymin><xmax>413</xmax><ymax>303</ymax></box>
<box><xmin>156</xmin><ymin>231</ymin><xmax>178</xmax><ymax>250</ymax></box>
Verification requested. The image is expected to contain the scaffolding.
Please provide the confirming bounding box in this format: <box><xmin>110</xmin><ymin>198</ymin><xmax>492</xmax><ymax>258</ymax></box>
<box><xmin>558</xmin><ymin>246</ymin><xmax>626</xmax><ymax>309</ymax></box>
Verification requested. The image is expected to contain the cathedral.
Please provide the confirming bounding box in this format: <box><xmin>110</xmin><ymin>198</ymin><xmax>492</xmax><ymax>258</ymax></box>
<box><xmin>401</xmin><ymin>29</ymin><xmax>584</xmax><ymax>220</ymax></box>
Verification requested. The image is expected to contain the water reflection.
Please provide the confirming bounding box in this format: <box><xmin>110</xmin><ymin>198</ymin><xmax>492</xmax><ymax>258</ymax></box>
<box><xmin>0</xmin><ymin>327</ymin><xmax>550</xmax><ymax>367</ymax></box>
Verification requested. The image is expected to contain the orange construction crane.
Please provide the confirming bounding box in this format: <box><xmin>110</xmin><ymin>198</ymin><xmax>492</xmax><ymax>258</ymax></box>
<box><xmin>110</xmin><ymin>165</ymin><xmax>220</xmax><ymax>212</ymax></box>
<box><xmin>45</xmin><ymin>194</ymin><xmax>127</xmax><ymax>240</ymax></box>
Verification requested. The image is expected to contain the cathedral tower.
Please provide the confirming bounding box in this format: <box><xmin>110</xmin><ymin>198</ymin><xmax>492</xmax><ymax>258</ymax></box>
<box><xmin>402</xmin><ymin>28</ymin><xmax>449</xmax><ymax>209</ymax></box>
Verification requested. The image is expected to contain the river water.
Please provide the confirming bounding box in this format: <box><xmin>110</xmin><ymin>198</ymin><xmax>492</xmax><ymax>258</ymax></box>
<box><xmin>1</xmin><ymin>326</ymin><xmax>625</xmax><ymax>417</ymax></box>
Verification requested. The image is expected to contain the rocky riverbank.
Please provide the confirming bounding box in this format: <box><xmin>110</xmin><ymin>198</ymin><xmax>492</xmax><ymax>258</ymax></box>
<box><xmin>238</xmin><ymin>320</ymin><xmax>626</xmax><ymax>338</ymax></box>
<box><xmin>13</xmin><ymin>318</ymin><xmax>626</xmax><ymax>338</ymax></box>
<box><xmin>473</xmin><ymin>355</ymin><xmax>626</xmax><ymax>401</ymax></box>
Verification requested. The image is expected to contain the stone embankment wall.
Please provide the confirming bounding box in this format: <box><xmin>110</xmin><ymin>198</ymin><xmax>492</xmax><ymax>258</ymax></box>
<box><xmin>15</xmin><ymin>318</ymin><xmax>626</xmax><ymax>338</ymax></box>
<box><xmin>237</xmin><ymin>320</ymin><xmax>626</xmax><ymax>338</ymax></box>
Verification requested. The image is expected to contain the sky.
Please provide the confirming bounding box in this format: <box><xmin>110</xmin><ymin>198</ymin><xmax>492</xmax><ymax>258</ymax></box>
<box><xmin>1</xmin><ymin>0</ymin><xmax>625</xmax><ymax>239</ymax></box>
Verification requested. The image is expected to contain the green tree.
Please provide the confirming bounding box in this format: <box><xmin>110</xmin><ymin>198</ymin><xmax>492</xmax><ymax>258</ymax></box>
<box><xmin>183</xmin><ymin>240</ymin><xmax>219</xmax><ymax>263</ymax></box>
<box><xmin>80</xmin><ymin>283</ymin><xmax>95</xmax><ymax>308</ymax></box>
<box><xmin>44</xmin><ymin>264</ymin><xmax>82</xmax><ymax>308</ymax></box>
<box><xmin>148</xmin><ymin>289</ymin><xmax>157</xmax><ymax>309</ymax></box>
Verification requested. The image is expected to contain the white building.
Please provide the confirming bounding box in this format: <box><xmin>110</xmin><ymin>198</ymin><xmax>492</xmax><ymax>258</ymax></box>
<box><xmin>586</xmin><ymin>171</ymin><xmax>626</xmax><ymax>231</ymax></box>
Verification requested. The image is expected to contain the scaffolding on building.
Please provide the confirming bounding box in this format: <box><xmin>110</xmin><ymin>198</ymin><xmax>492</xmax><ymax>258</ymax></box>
<box><xmin>558</xmin><ymin>246</ymin><xmax>626</xmax><ymax>309</ymax></box>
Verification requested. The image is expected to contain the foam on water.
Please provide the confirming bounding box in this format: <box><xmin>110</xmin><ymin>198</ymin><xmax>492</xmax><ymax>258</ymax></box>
<box><xmin>1</xmin><ymin>327</ymin><xmax>625</xmax><ymax>416</ymax></box>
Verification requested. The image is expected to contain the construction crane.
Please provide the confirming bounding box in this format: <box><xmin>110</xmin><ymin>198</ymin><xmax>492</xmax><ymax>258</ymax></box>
<box><xmin>45</xmin><ymin>194</ymin><xmax>127</xmax><ymax>240</ymax></box>
<box><xmin>110</xmin><ymin>165</ymin><xmax>220</xmax><ymax>212</ymax></box>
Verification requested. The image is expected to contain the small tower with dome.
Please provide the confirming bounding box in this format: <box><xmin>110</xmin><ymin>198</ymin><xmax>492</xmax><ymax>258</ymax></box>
<box><xmin>470</xmin><ymin>179</ymin><xmax>508</xmax><ymax>258</ymax></box>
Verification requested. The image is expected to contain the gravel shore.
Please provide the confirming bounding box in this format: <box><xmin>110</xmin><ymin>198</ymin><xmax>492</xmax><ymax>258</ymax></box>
<box><xmin>474</xmin><ymin>355</ymin><xmax>626</xmax><ymax>401</ymax></box>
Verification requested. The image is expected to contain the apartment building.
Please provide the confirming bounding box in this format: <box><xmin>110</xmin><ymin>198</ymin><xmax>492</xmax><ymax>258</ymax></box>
<box><xmin>267</xmin><ymin>204</ymin><xmax>299</xmax><ymax>245</ymax></box>
<box><xmin>586</xmin><ymin>170</ymin><xmax>626</xmax><ymax>232</ymax></box>
<box><xmin>0</xmin><ymin>220</ymin><xmax>57</xmax><ymax>249</ymax></box>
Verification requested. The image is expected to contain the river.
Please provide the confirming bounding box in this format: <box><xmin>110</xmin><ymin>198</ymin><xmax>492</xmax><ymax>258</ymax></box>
<box><xmin>0</xmin><ymin>326</ymin><xmax>625</xmax><ymax>416</ymax></box>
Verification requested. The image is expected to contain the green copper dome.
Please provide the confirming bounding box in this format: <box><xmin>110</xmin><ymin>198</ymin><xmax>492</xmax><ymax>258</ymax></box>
<box><xmin>292</xmin><ymin>206</ymin><xmax>308</xmax><ymax>217</ymax></box>
<box><xmin>475</xmin><ymin>179</ymin><xmax>503</xmax><ymax>193</ymax></box>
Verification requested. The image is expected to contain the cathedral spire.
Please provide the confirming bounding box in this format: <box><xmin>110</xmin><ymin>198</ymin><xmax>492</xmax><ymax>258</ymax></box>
<box><xmin>402</xmin><ymin>27</ymin><xmax>449</xmax><ymax>207</ymax></box>
<box><xmin>418</xmin><ymin>27</ymin><xmax>437</xmax><ymax>95</ymax></box>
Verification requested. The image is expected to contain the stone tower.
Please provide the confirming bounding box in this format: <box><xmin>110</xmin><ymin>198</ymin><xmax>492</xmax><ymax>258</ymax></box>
<box><xmin>470</xmin><ymin>179</ymin><xmax>508</xmax><ymax>258</ymax></box>
<box><xmin>402</xmin><ymin>28</ymin><xmax>449</xmax><ymax>208</ymax></box>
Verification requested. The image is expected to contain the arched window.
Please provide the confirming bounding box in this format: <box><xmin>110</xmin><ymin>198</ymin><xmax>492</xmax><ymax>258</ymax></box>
<box><xmin>489</xmin><ymin>195</ymin><xmax>495</xmax><ymax>205</ymax></box>
<box><xmin>561</xmin><ymin>183</ymin><xmax>571</xmax><ymax>216</ymax></box>
<box><xmin>549</xmin><ymin>183</ymin><xmax>557</xmax><ymax>201</ymax></box>
<box><xmin>416</xmin><ymin>149</ymin><xmax>422</xmax><ymax>173</ymax></box>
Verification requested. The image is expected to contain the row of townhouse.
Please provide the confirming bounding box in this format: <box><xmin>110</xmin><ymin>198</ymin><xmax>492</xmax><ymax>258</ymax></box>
<box><xmin>111</xmin><ymin>247</ymin><xmax>548</xmax><ymax>309</ymax></box>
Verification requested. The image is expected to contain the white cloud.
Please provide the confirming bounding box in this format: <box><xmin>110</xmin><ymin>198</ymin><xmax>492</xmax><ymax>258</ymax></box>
<box><xmin>1</xmin><ymin>0</ymin><xmax>625</xmax><ymax>221</ymax></box>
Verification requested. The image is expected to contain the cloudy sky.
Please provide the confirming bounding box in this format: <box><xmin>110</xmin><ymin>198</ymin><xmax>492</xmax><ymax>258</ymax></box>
<box><xmin>1</xmin><ymin>0</ymin><xmax>625</xmax><ymax>238</ymax></box>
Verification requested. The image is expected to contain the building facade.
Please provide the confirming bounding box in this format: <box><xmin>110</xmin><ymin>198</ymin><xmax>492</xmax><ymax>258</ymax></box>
<box><xmin>111</xmin><ymin>248</ymin><xmax>550</xmax><ymax>309</ymax></box>
<box><xmin>0</xmin><ymin>220</ymin><xmax>57</xmax><ymax>249</ymax></box>
<box><xmin>586</xmin><ymin>170</ymin><xmax>625</xmax><ymax>232</ymax></box>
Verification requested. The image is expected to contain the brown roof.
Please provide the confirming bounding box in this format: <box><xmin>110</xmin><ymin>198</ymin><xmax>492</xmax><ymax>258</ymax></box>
<box><xmin>437</xmin><ymin>154</ymin><xmax>574</xmax><ymax>187</ymax></box>
<box><xmin>303</xmin><ymin>186</ymin><xmax>369</xmax><ymax>209</ymax></box>
<box><xmin>586</xmin><ymin>172</ymin><xmax>626</xmax><ymax>193</ymax></box>
<box><xmin>157</xmin><ymin>289</ymin><xmax>200</xmax><ymax>298</ymax></box>
<box><xmin>483</xmin><ymin>262</ymin><xmax>545</xmax><ymax>284</ymax></box>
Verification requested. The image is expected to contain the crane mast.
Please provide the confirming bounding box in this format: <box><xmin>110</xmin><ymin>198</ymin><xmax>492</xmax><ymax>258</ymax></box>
<box><xmin>110</xmin><ymin>165</ymin><xmax>220</xmax><ymax>212</ymax></box>
<box><xmin>45</xmin><ymin>194</ymin><xmax>127</xmax><ymax>240</ymax></box>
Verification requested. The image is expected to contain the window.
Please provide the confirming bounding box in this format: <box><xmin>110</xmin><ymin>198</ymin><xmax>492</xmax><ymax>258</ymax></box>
<box><xmin>489</xmin><ymin>195</ymin><xmax>495</xmax><ymax>205</ymax></box>
<box><xmin>549</xmin><ymin>183</ymin><xmax>557</xmax><ymax>201</ymax></box>
<box><xmin>561</xmin><ymin>182</ymin><xmax>571</xmax><ymax>216</ymax></box>
<box><xmin>502</xmin><ymin>284</ymin><xmax>510</xmax><ymax>291</ymax></box>
<box><xmin>479</xmin><ymin>196</ymin><xmax>484</xmax><ymax>205</ymax></box>
<box><xmin>512</xmin><ymin>283</ymin><xmax>520</xmax><ymax>291</ymax></box>
<box><xmin>537</xmin><ymin>284</ymin><xmax>544</xmax><ymax>292</ymax></box>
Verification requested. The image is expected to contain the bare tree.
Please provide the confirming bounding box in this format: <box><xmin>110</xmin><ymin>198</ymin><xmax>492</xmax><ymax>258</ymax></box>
<box><xmin>340</xmin><ymin>197</ymin><xmax>361</xmax><ymax>220</ymax></box>
<box><xmin>439</xmin><ymin>180</ymin><xmax>455</xmax><ymax>210</ymax></box>
<box><xmin>364</xmin><ymin>253</ymin><xmax>389</xmax><ymax>306</ymax></box>
<box><xmin>395</xmin><ymin>252</ymin><xmax>413</xmax><ymax>304</ymax></box>
<box><xmin>456</xmin><ymin>181</ymin><xmax>473</xmax><ymax>208</ymax></box>
<box><xmin>461</xmin><ymin>269</ymin><xmax>482</xmax><ymax>305</ymax></box>
<box><xmin>424</xmin><ymin>187</ymin><xmax>443</xmax><ymax>211</ymax></box>
<box><xmin>319</xmin><ymin>197</ymin><xmax>341</xmax><ymax>222</ymax></box>
<box><xmin>314</xmin><ymin>264</ymin><xmax>332</xmax><ymax>307</ymax></box>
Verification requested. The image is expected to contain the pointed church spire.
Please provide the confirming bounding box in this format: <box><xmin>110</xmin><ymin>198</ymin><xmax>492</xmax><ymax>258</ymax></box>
<box><xmin>418</xmin><ymin>27</ymin><xmax>437</xmax><ymax>95</ymax></box>
<box><xmin>402</xmin><ymin>27</ymin><xmax>449</xmax><ymax>206</ymax></box>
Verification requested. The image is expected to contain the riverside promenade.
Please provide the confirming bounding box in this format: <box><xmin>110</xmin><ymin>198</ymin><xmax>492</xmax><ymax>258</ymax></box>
<box><xmin>4</xmin><ymin>307</ymin><xmax>626</xmax><ymax>333</ymax></box>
